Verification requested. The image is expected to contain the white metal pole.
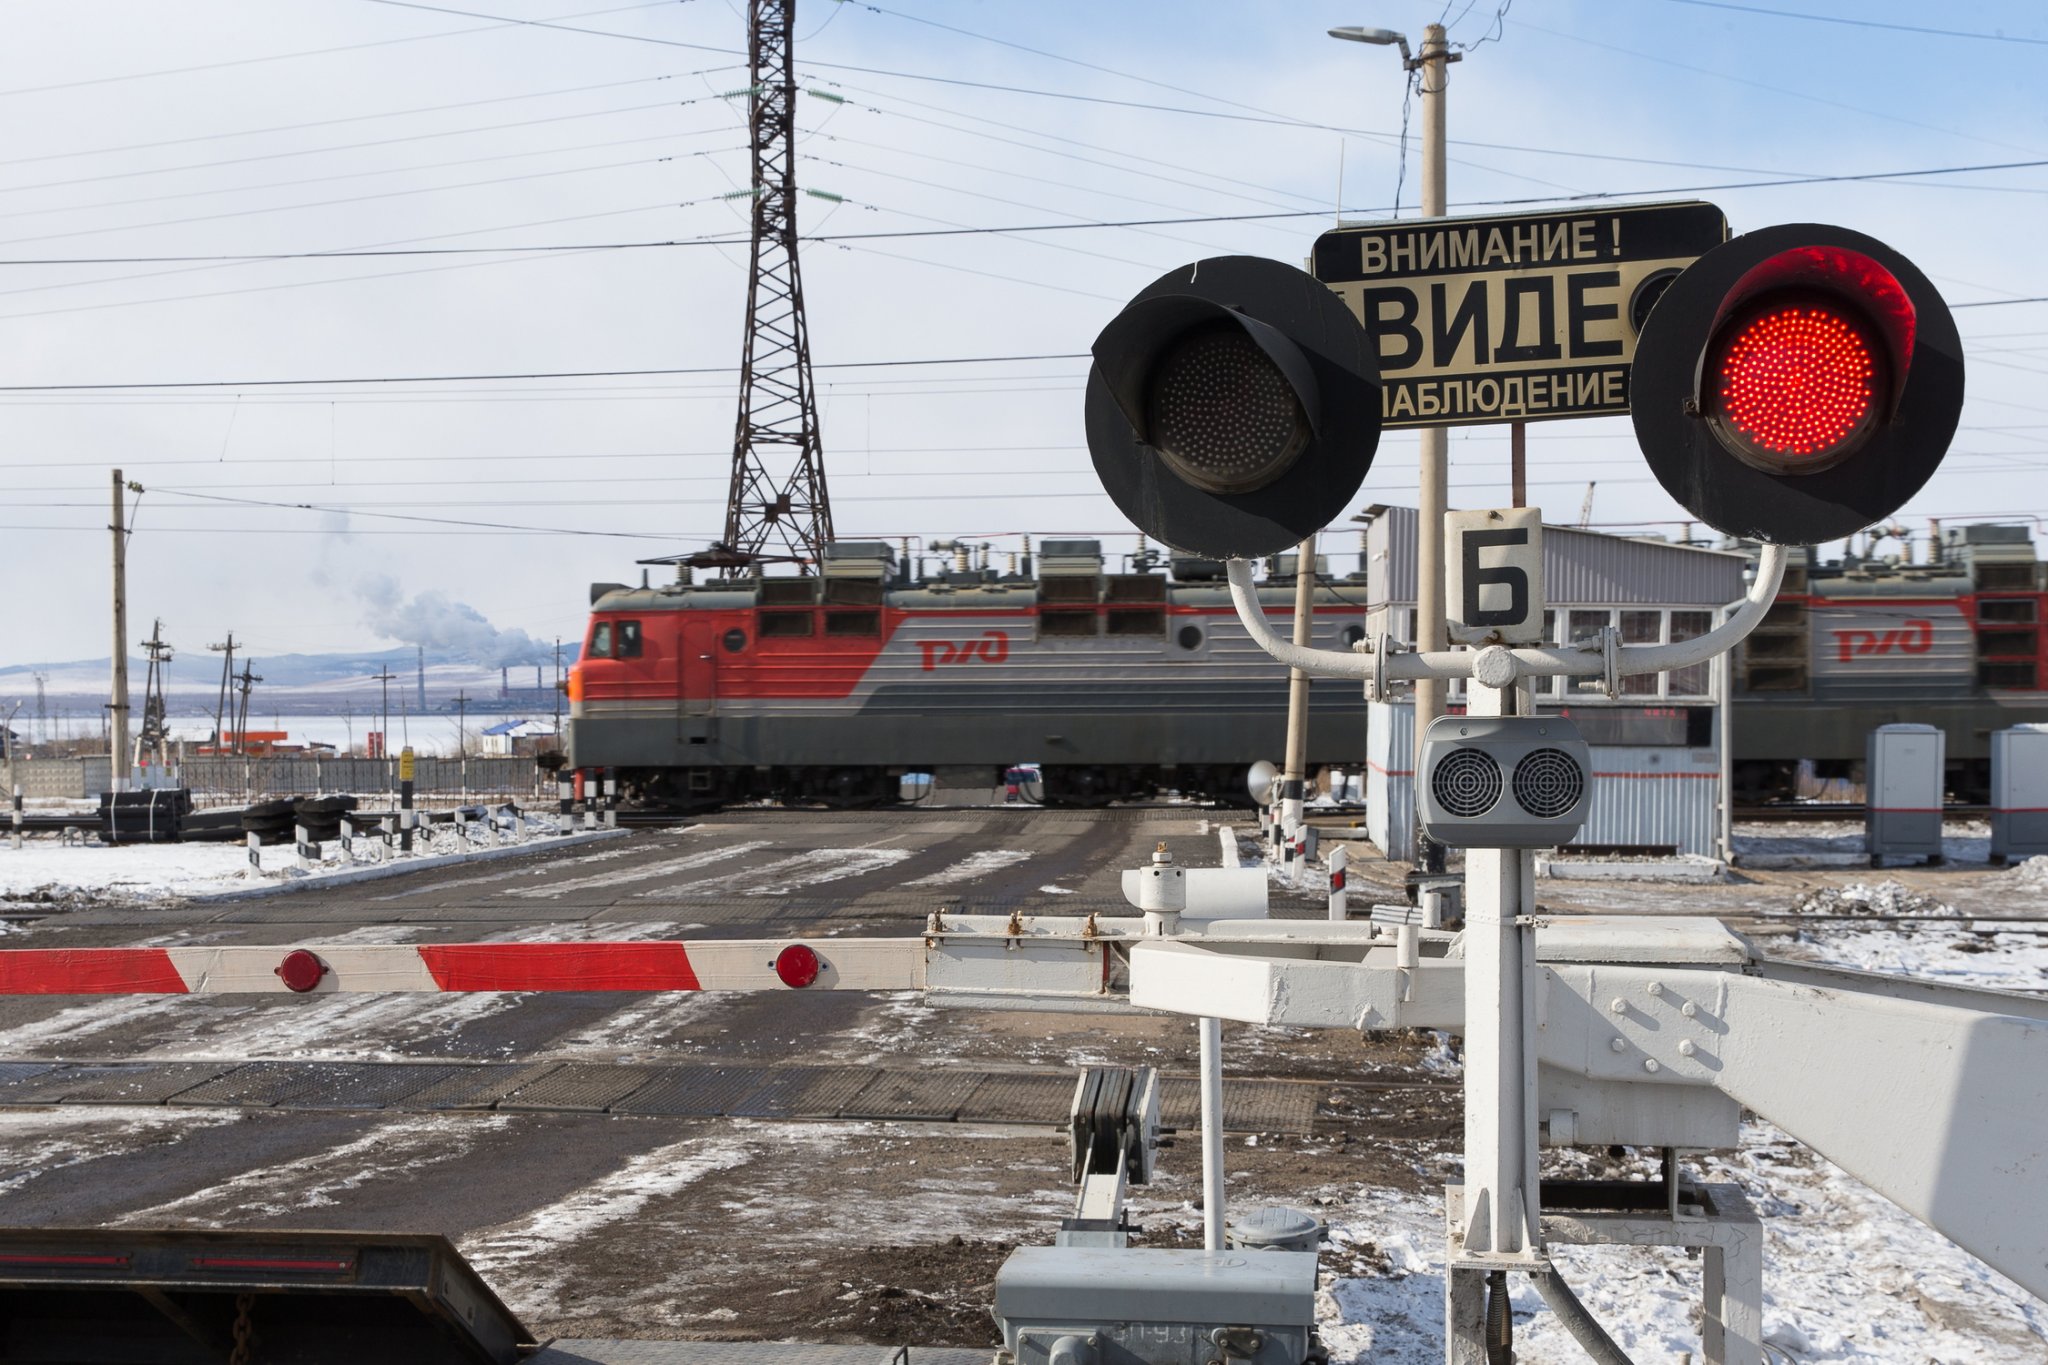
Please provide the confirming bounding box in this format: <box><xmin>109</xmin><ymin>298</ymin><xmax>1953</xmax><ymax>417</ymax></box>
<box><xmin>1717</xmin><ymin>608</ymin><xmax>1735</xmax><ymax>864</ymax></box>
<box><xmin>1200</xmin><ymin>1015</ymin><xmax>1226</xmax><ymax>1251</ymax></box>
<box><xmin>1410</xmin><ymin>24</ymin><xmax>1451</xmax><ymax>863</ymax></box>
<box><xmin>1459</xmin><ymin>678</ymin><xmax>1541</xmax><ymax>1259</ymax></box>
<box><xmin>1281</xmin><ymin>534</ymin><xmax>1317</xmax><ymax>836</ymax></box>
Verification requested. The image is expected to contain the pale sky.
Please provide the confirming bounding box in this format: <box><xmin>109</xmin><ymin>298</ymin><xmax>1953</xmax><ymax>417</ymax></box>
<box><xmin>3</xmin><ymin>0</ymin><xmax>2043</xmax><ymax>670</ymax></box>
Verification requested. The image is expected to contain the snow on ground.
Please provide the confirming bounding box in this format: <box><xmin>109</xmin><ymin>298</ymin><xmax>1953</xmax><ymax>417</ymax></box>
<box><xmin>1316</xmin><ymin>1134</ymin><xmax>2048</xmax><ymax>1363</ymax></box>
<box><xmin>461</xmin><ymin>1131</ymin><xmax>757</xmax><ymax>1316</ymax></box>
<box><xmin>504</xmin><ymin>844</ymin><xmax>767</xmax><ymax>899</ymax></box>
<box><xmin>0</xmin><ymin>1106</ymin><xmax>240</xmax><ymax>1199</ymax></box>
<box><xmin>903</xmin><ymin>850</ymin><xmax>1032</xmax><ymax>886</ymax></box>
<box><xmin>115</xmin><ymin>1112</ymin><xmax>515</xmax><ymax>1225</ymax></box>
<box><xmin>0</xmin><ymin>824</ymin><xmax>621</xmax><ymax>907</ymax></box>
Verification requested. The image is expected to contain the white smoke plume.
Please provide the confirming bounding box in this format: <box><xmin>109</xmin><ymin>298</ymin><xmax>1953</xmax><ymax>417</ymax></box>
<box><xmin>356</xmin><ymin>574</ymin><xmax>550</xmax><ymax>667</ymax></box>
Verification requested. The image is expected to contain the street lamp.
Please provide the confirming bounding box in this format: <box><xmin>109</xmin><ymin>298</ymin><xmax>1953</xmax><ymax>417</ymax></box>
<box><xmin>1330</xmin><ymin>20</ymin><xmax>1454</xmax><ymax>871</ymax></box>
<box><xmin>1328</xmin><ymin>25</ymin><xmax>1412</xmax><ymax>64</ymax></box>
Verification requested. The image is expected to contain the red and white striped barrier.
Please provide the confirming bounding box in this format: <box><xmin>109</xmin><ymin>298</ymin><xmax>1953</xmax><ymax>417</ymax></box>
<box><xmin>0</xmin><ymin>940</ymin><xmax>924</xmax><ymax>996</ymax></box>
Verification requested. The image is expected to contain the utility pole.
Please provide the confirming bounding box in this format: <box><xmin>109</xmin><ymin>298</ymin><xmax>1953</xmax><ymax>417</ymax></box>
<box><xmin>369</xmin><ymin>667</ymin><xmax>397</xmax><ymax>758</ymax></box>
<box><xmin>454</xmin><ymin>690</ymin><xmax>469</xmax><ymax>759</ymax></box>
<box><xmin>722</xmin><ymin>0</ymin><xmax>834</xmax><ymax>569</ymax></box>
<box><xmin>553</xmin><ymin>638</ymin><xmax>563</xmax><ymax>742</ymax></box>
<box><xmin>208</xmin><ymin>634</ymin><xmax>237</xmax><ymax>751</ymax></box>
<box><xmin>232</xmin><ymin>659</ymin><xmax>261</xmax><ymax>756</ymax></box>
<box><xmin>108</xmin><ymin>470</ymin><xmax>135</xmax><ymax>791</ymax></box>
<box><xmin>1412</xmin><ymin>22</ymin><xmax>1456</xmax><ymax>868</ymax></box>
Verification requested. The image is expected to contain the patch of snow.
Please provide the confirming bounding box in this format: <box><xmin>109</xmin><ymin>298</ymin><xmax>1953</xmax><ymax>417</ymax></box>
<box><xmin>462</xmin><ymin>1132</ymin><xmax>756</xmax><ymax>1315</ymax></box>
<box><xmin>1038</xmin><ymin>884</ymin><xmax>1074</xmax><ymax>895</ymax></box>
<box><xmin>904</xmin><ymin>850</ymin><xmax>1032</xmax><ymax>886</ymax></box>
<box><xmin>115</xmin><ymin>1112</ymin><xmax>512</xmax><ymax>1223</ymax></box>
<box><xmin>505</xmin><ymin>843</ymin><xmax>768</xmax><ymax>898</ymax></box>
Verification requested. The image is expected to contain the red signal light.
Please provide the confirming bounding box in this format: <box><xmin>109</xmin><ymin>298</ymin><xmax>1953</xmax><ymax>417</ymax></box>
<box><xmin>773</xmin><ymin>943</ymin><xmax>820</xmax><ymax>989</ymax></box>
<box><xmin>276</xmin><ymin>950</ymin><xmax>326</xmax><ymax>994</ymax></box>
<box><xmin>1707</xmin><ymin>301</ymin><xmax>1880</xmax><ymax>470</ymax></box>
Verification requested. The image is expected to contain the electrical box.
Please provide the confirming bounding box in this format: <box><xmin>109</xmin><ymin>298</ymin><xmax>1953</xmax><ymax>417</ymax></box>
<box><xmin>1990</xmin><ymin>724</ymin><xmax>2048</xmax><ymax>863</ymax></box>
<box><xmin>1866</xmin><ymin>723</ymin><xmax>1944</xmax><ymax>866</ymax></box>
<box><xmin>1416</xmin><ymin>715</ymin><xmax>1592</xmax><ymax>848</ymax></box>
<box><xmin>994</xmin><ymin>1247</ymin><xmax>1318</xmax><ymax>1365</ymax></box>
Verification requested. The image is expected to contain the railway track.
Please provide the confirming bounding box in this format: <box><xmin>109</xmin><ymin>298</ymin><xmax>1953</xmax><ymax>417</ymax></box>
<box><xmin>1734</xmin><ymin>804</ymin><xmax>1990</xmax><ymax>822</ymax></box>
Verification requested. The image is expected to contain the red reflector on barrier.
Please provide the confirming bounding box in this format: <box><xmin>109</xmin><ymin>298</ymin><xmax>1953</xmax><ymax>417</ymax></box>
<box><xmin>276</xmin><ymin>950</ymin><xmax>326</xmax><ymax>993</ymax></box>
<box><xmin>189</xmin><ymin>1256</ymin><xmax>355</xmax><ymax>1274</ymax></box>
<box><xmin>774</xmin><ymin>943</ymin><xmax>821</xmax><ymax>989</ymax></box>
<box><xmin>0</xmin><ymin>1253</ymin><xmax>131</xmax><ymax>1268</ymax></box>
<box><xmin>1330</xmin><ymin>870</ymin><xmax>1346</xmax><ymax>893</ymax></box>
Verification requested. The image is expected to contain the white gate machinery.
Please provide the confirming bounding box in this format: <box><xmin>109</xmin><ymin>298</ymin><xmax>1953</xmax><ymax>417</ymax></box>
<box><xmin>2</xmin><ymin>218</ymin><xmax>2041</xmax><ymax>1363</ymax></box>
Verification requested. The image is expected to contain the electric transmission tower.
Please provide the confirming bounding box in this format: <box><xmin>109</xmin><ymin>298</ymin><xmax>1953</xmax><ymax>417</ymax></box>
<box><xmin>721</xmin><ymin>0</ymin><xmax>833</xmax><ymax>570</ymax></box>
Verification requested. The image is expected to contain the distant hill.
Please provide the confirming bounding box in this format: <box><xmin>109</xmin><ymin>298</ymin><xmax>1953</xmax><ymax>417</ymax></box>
<box><xmin>0</xmin><ymin>645</ymin><xmax>579</xmax><ymax>704</ymax></box>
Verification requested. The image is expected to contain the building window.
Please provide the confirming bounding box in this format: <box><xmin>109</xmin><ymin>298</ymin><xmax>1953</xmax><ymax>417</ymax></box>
<box><xmin>1668</xmin><ymin>610</ymin><xmax>1713</xmax><ymax>696</ymax></box>
<box><xmin>1620</xmin><ymin>610</ymin><xmax>1661</xmax><ymax>695</ymax></box>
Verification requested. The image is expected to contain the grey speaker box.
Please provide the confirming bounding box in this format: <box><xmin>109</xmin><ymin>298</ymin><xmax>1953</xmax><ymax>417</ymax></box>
<box><xmin>1418</xmin><ymin>715</ymin><xmax>1592</xmax><ymax>848</ymax></box>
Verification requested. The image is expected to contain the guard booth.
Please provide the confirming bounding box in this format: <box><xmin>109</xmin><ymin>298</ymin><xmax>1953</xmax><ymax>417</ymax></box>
<box><xmin>1990</xmin><ymin>722</ymin><xmax>2048</xmax><ymax>862</ymax></box>
<box><xmin>1867</xmin><ymin>722</ymin><xmax>1945</xmax><ymax>866</ymax></box>
<box><xmin>1359</xmin><ymin>507</ymin><xmax>1742</xmax><ymax>858</ymax></box>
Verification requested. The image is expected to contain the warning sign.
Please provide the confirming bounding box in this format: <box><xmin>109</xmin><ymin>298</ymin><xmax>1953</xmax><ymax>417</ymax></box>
<box><xmin>1312</xmin><ymin>200</ymin><xmax>1727</xmax><ymax>429</ymax></box>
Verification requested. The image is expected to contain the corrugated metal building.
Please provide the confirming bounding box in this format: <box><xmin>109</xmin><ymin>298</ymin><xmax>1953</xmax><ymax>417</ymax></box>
<box><xmin>1360</xmin><ymin>507</ymin><xmax>1746</xmax><ymax>859</ymax></box>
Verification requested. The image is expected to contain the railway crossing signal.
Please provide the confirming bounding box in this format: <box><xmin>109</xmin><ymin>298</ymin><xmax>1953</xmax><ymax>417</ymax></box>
<box><xmin>1086</xmin><ymin>255</ymin><xmax>1383</xmax><ymax>559</ymax></box>
<box><xmin>1631</xmin><ymin>223</ymin><xmax>1964</xmax><ymax>546</ymax></box>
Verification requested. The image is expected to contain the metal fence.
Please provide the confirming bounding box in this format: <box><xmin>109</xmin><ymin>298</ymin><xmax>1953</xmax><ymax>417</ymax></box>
<box><xmin>5</xmin><ymin>755</ymin><xmax>547</xmax><ymax>802</ymax></box>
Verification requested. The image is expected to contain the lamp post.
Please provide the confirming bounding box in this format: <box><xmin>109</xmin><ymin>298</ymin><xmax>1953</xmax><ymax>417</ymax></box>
<box><xmin>1330</xmin><ymin>22</ymin><xmax>1455</xmax><ymax>869</ymax></box>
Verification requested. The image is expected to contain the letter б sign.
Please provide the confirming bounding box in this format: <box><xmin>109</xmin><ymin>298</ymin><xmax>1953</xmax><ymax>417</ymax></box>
<box><xmin>1311</xmin><ymin>201</ymin><xmax>1727</xmax><ymax>429</ymax></box>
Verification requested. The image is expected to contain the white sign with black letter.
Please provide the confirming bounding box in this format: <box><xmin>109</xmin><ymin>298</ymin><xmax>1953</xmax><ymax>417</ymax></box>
<box><xmin>1446</xmin><ymin>508</ymin><xmax>1544</xmax><ymax>645</ymax></box>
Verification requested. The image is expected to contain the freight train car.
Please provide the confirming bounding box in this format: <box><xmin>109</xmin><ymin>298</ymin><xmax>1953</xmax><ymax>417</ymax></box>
<box><xmin>1733</xmin><ymin>523</ymin><xmax>2048</xmax><ymax>802</ymax></box>
<box><xmin>567</xmin><ymin>539</ymin><xmax>1369</xmax><ymax>808</ymax></box>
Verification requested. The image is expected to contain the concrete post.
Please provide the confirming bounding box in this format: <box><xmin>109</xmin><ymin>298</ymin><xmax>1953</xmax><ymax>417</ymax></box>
<box><xmin>109</xmin><ymin>470</ymin><xmax>132</xmax><ymax>793</ymax></box>
<box><xmin>1327</xmin><ymin>845</ymin><xmax>1349</xmax><ymax>921</ymax></box>
<box><xmin>1411</xmin><ymin>22</ymin><xmax>1451</xmax><ymax>865</ymax></box>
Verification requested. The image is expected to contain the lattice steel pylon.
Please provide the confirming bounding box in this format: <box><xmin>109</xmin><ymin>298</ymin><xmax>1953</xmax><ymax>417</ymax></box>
<box><xmin>722</xmin><ymin>0</ymin><xmax>833</xmax><ymax>570</ymax></box>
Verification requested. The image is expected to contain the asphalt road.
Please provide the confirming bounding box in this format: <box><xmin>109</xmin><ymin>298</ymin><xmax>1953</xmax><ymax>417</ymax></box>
<box><xmin>0</xmin><ymin>809</ymin><xmax>1443</xmax><ymax>1348</ymax></box>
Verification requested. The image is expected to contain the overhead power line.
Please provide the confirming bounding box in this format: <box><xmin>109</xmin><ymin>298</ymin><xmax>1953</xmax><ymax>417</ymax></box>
<box><xmin>0</xmin><ymin>1</ymin><xmax>684</xmax><ymax>99</ymax></box>
<box><xmin>0</xmin><ymin>352</ymin><xmax>1092</xmax><ymax>394</ymax></box>
<box><xmin>0</xmin><ymin>154</ymin><xmax>2043</xmax><ymax>269</ymax></box>
<box><xmin>1647</xmin><ymin>0</ymin><xmax>2048</xmax><ymax>46</ymax></box>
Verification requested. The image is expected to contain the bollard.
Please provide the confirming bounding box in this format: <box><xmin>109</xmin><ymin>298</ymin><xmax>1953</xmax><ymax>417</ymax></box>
<box><xmin>399</xmin><ymin>747</ymin><xmax>416</xmax><ymax>853</ymax></box>
<box><xmin>603</xmin><ymin>769</ymin><xmax>618</xmax><ymax>830</ymax></box>
<box><xmin>9</xmin><ymin>784</ymin><xmax>21</xmax><ymax>852</ymax></box>
<box><xmin>246</xmin><ymin>832</ymin><xmax>262</xmax><ymax>874</ymax></box>
<box><xmin>340</xmin><ymin>819</ymin><xmax>357</xmax><ymax>865</ymax></box>
<box><xmin>1327</xmin><ymin>846</ymin><xmax>1349</xmax><ymax>922</ymax></box>
<box><xmin>293</xmin><ymin>823</ymin><xmax>316</xmax><ymax>873</ymax></box>
<box><xmin>557</xmin><ymin>776</ymin><xmax>573</xmax><ymax>836</ymax></box>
